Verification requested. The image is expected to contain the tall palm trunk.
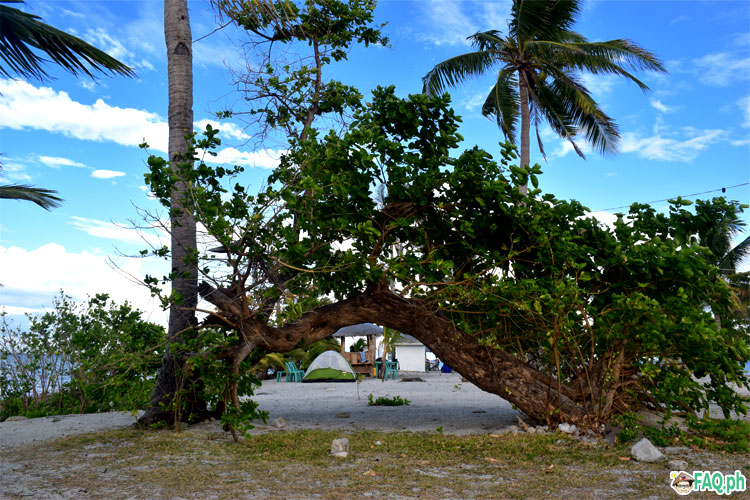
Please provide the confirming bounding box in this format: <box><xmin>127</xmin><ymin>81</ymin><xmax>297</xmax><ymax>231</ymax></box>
<box><xmin>518</xmin><ymin>72</ymin><xmax>530</xmax><ymax>196</ymax></box>
<box><xmin>140</xmin><ymin>0</ymin><xmax>206</xmax><ymax>425</ymax></box>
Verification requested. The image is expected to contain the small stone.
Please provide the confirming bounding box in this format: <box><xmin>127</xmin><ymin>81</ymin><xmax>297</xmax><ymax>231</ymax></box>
<box><xmin>668</xmin><ymin>459</ymin><xmax>688</xmax><ymax>471</ymax></box>
<box><xmin>558</xmin><ymin>423</ymin><xmax>577</xmax><ymax>434</ymax></box>
<box><xmin>331</xmin><ymin>437</ymin><xmax>349</xmax><ymax>458</ymax></box>
<box><xmin>526</xmin><ymin>426</ymin><xmax>537</xmax><ymax>434</ymax></box>
<box><xmin>497</xmin><ymin>425</ymin><xmax>520</xmax><ymax>435</ymax></box>
<box><xmin>271</xmin><ymin>417</ymin><xmax>286</xmax><ymax>429</ymax></box>
<box><xmin>336</xmin><ymin>412</ymin><xmax>350</xmax><ymax>418</ymax></box>
<box><xmin>631</xmin><ymin>438</ymin><xmax>666</xmax><ymax>463</ymax></box>
<box><xmin>51</xmin><ymin>417</ymin><xmax>62</xmax><ymax>422</ymax></box>
<box><xmin>374</xmin><ymin>441</ymin><xmax>382</xmax><ymax>446</ymax></box>
<box><xmin>363</xmin><ymin>469</ymin><xmax>376</xmax><ymax>476</ymax></box>
<box><xmin>97</xmin><ymin>467</ymin><xmax>108</xmax><ymax>474</ymax></box>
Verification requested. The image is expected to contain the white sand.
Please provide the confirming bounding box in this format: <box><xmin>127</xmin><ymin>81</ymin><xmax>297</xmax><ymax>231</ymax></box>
<box><xmin>0</xmin><ymin>372</ymin><xmax>518</xmax><ymax>448</ymax></box>
<box><xmin>250</xmin><ymin>371</ymin><xmax>518</xmax><ymax>434</ymax></box>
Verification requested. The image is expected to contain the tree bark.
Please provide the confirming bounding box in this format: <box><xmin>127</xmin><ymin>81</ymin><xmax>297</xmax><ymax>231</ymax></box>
<box><xmin>198</xmin><ymin>282</ymin><xmax>588</xmax><ymax>424</ymax></box>
<box><xmin>140</xmin><ymin>0</ymin><xmax>207</xmax><ymax>426</ymax></box>
<box><xmin>518</xmin><ymin>71</ymin><xmax>530</xmax><ymax>196</ymax></box>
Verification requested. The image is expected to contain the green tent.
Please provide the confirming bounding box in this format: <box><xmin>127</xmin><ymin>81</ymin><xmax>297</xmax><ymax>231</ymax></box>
<box><xmin>302</xmin><ymin>350</ymin><xmax>356</xmax><ymax>382</ymax></box>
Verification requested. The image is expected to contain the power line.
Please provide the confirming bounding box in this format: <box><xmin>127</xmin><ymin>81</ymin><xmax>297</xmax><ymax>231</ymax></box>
<box><xmin>595</xmin><ymin>182</ymin><xmax>750</xmax><ymax>212</ymax></box>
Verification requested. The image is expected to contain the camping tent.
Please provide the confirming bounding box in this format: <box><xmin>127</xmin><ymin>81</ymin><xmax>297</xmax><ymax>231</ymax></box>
<box><xmin>302</xmin><ymin>350</ymin><xmax>356</xmax><ymax>382</ymax></box>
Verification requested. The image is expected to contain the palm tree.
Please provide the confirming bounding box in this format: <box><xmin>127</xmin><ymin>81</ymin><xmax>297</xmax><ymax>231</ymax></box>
<box><xmin>140</xmin><ymin>0</ymin><xmax>204</xmax><ymax>426</ymax></box>
<box><xmin>422</xmin><ymin>0</ymin><xmax>666</xmax><ymax>194</ymax></box>
<box><xmin>702</xmin><ymin>215</ymin><xmax>750</xmax><ymax>328</ymax></box>
<box><xmin>0</xmin><ymin>0</ymin><xmax>134</xmax><ymax>80</ymax></box>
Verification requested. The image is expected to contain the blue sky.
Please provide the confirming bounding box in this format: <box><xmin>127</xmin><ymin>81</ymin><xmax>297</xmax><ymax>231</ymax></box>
<box><xmin>1</xmin><ymin>0</ymin><xmax>748</xmax><ymax>326</ymax></box>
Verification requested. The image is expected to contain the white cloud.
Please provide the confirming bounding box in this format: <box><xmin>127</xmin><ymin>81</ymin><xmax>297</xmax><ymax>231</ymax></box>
<box><xmin>0</xmin><ymin>79</ymin><xmax>169</xmax><ymax>152</ymax></box>
<box><xmin>418</xmin><ymin>0</ymin><xmax>511</xmax><ymax>46</ymax></box>
<box><xmin>0</xmin><ymin>81</ymin><xmax>277</xmax><ymax>165</ymax></box>
<box><xmin>0</xmin><ymin>243</ymin><xmax>169</xmax><ymax>326</ymax></box>
<box><xmin>549</xmin><ymin>140</ymin><xmax>593</xmax><ymax>160</ymax></box>
<box><xmin>693</xmin><ymin>52</ymin><xmax>750</xmax><ymax>87</ymax></box>
<box><xmin>82</xmin><ymin>27</ymin><xmax>156</xmax><ymax>73</ymax></box>
<box><xmin>91</xmin><ymin>169</ymin><xmax>126</xmax><ymax>179</ymax></box>
<box><xmin>207</xmin><ymin>147</ymin><xmax>285</xmax><ymax>169</ymax></box>
<box><xmin>79</xmin><ymin>80</ymin><xmax>97</xmax><ymax>91</ymax></box>
<box><xmin>649</xmin><ymin>98</ymin><xmax>679</xmax><ymax>114</ymax></box>
<box><xmin>68</xmin><ymin>216</ymin><xmax>166</xmax><ymax>247</ymax></box>
<box><xmin>194</xmin><ymin>119</ymin><xmax>251</xmax><ymax>141</ymax></box>
<box><xmin>670</xmin><ymin>15</ymin><xmax>688</xmax><ymax>24</ymax></box>
<box><xmin>0</xmin><ymin>160</ymin><xmax>32</xmax><ymax>182</ymax></box>
<box><xmin>620</xmin><ymin>128</ymin><xmax>726</xmax><ymax>162</ymax></box>
<box><xmin>38</xmin><ymin>155</ymin><xmax>87</xmax><ymax>169</ymax></box>
<box><xmin>581</xmin><ymin>73</ymin><xmax>618</xmax><ymax>97</ymax></box>
<box><xmin>462</xmin><ymin>90</ymin><xmax>489</xmax><ymax>112</ymax></box>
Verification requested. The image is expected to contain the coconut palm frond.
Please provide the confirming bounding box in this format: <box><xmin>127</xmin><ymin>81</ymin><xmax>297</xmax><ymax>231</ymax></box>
<box><xmin>0</xmin><ymin>1</ymin><xmax>134</xmax><ymax>80</ymax></box>
<box><xmin>0</xmin><ymin>183</ymin><xmax>63</xmax><ymax>210</ymax></box>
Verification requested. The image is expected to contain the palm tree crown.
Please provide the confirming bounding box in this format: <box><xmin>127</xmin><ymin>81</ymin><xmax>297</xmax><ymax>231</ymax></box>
<box><xmin>0</xmin><ymin>0</ymin><xmax>134</xmax><ymax>80</ymax></box>
<box><xmin>423</xmin><ymin>0</ymin><xmax>666</xmax><ymax>193</ymax></box>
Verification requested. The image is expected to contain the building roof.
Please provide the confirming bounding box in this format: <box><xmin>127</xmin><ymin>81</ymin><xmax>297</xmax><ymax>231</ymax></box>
<box><xmin>394</xmin><ymin>334</ymin><xmax>423</xmax><ymax>345</ymax></box>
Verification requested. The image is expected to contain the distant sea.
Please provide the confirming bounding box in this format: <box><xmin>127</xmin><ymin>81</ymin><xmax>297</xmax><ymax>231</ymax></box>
<box><xmin>0</xmin><ymin>354</ymin><xmax>72</xmax><ymax>395</ymax></box>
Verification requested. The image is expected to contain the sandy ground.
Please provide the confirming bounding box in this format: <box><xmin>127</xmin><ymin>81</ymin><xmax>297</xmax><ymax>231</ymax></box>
<box><xmin>250</xmin><ymin>371</ymin><xmax>518</xmax><ymax>433</ymax></box>
<box><xmin>3</xmin><ymin>371</ymin><xmax>749</xmax><ymax>450</ymax></box>
<box><xmin>0</xmin><ymin>372</ymin><xmax>518</xmax><ymax>448</ymax></box>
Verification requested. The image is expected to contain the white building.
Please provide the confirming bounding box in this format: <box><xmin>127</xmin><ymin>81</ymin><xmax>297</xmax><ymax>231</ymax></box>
<box><xmin>394</xmin><ymin>334</ymin><xmax>426</xmax><ymax>372</ymax></box>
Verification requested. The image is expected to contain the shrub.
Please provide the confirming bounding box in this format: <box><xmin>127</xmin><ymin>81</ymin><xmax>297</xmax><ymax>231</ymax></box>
<box><xmin>0</xmin><ymin>292</ymin><xmax>166</xmax><ymax>420</ymax></box>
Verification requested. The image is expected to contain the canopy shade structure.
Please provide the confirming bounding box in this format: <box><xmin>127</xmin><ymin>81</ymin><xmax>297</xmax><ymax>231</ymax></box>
<box><xmin>333</xmin><ymin>323</ymin><xmax>382</xmax><ymax>376</ymax></box>
<box><xmin>332</xmin><ymin>323</ymin><xmax>384</xmax><ymax>338</ymax></box>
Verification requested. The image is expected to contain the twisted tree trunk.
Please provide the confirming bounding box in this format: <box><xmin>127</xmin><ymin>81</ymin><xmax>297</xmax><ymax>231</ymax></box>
<box><xmin>198</xmin><ymin>282</ymin><xmax>588</xmax><ymax>424</ymax></box>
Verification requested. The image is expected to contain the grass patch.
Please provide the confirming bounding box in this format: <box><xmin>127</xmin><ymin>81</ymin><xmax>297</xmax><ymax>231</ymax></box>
<box><xmin>7</xmin><ymin>427</ymin><xmax>749</xmax><ymax>499</ymax></box>
<box><xmin>367</xmin><ymin>393</ymin><xmax>410</xmax><ymax>406</ymax></box>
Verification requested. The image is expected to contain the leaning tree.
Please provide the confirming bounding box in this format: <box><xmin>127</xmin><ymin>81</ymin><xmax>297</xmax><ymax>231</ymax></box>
<box><xmin>142</xmin><ymin>86</ymin><xmax>750</xmax><ymax>437</ymax></box>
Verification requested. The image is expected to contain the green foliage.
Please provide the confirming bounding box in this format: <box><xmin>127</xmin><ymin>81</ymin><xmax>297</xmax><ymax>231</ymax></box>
<box><xmin>0</xmin><ymin>292</ymin><xmax>165</xmax><ymax>420</ymax></box>
<box><xmin>682</xmin><ymin>416</ymin><xmax>750</xmax><ymax>453</ymax></box>
<box><xmin>616</xmin><ymin>412</ymin><xmax>750</xmax><ymax>453</ymax></box>
<box><xmin>213</xmin><ymin>0</ymin><xmax>388</xmax><ymax>139</ymax></box>
<box><xmin>351</xmin><ymin>338</ymin><xmax>367</xmax><ymax>352</ymax></box>
<box><xmin>368</xmin><ymin>393</ymin><xmax>410</xmax><ymax>406</ymax></box>
<box><xmin>143</xmin><ymin>83</ymin><xmax>749</xmax><ymax>428</ymax></box>
<box><xmin>615</xmin><ymin>412</ymin><xmax>639</xmax><ymax>443</ymax></box>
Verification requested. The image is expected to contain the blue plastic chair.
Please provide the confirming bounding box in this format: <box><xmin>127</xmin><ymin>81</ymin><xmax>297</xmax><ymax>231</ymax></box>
<box><xmin>284</xmin><ymin>361</ymin><xmax>304</xmax><ymax>382</ymax></box>
<box><xmin>383</xmin><ymin>360</ymin><xmax>398</xmax><ymax>380</ymax></box>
